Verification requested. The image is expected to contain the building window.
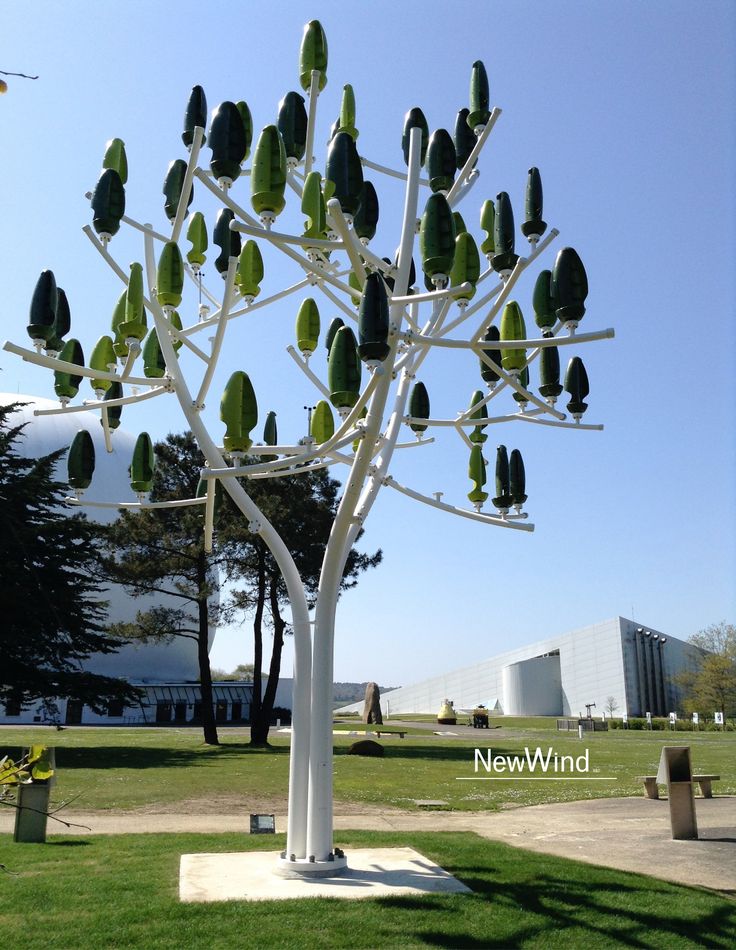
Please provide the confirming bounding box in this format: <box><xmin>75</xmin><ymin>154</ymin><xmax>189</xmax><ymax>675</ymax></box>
<box><xmin>4</xmin><ymin>700</ymin><xmax>21</xmax><ymax>717</ymax></box>
<box><xmin>107</xmin><ymin>700</ymin><xmax>124</xmax><ymax>718</ymax></box>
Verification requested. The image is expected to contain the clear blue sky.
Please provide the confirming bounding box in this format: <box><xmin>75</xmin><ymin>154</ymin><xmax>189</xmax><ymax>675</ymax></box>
<box><xmin>2</xmin><ymin>1</ymin><xmax>734</xmax><ymax>684</ymax></box>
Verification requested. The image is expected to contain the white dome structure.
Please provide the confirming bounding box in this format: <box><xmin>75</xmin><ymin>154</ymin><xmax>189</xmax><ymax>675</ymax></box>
<box><xmin>1</xmin><ymin>393</ymin><xmax>211</xmax><ymax>684</ymax></box>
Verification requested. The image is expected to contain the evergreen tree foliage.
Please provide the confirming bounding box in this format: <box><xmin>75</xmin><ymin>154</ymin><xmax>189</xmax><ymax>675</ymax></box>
<box><xmin>103</xmin><ymin>430</ymin><xmax>382</xmax><ymax>746</ymax></box>
<box><xmin>103</xmin><ymin>432</ymin><xmax>222</xmax><ymax>744</ymax></box>
<box><xmin>0</xmin><ymin>403</ymin><xmax>138</xmax><ymax>713</ymax></box>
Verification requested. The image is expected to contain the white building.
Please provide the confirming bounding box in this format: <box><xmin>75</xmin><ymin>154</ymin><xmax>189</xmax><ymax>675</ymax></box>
<box><xmin>336</xmin><ymin>617</ymin><xmax>706</xmax><ymax>718</ymax></box>
<box><xmin>0</xmin><ymin>394</ymin><xmax>252</xmax><ymax>726</ymax></box>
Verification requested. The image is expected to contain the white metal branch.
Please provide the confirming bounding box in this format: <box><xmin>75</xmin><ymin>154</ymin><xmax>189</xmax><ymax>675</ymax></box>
<box><xmin>383</xmin><ymin>475</ymin><xmax>534</xmax><ymax>531</ymax></box>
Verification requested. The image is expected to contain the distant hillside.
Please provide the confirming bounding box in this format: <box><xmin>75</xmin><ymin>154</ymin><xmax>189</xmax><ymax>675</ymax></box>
<box><xmin>332</xmin><ymin>682</ymin><xmax>400</xmax><ymax>707</ymax></box>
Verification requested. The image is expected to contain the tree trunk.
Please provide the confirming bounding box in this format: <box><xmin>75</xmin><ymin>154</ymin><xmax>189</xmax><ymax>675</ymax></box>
<box><xmin>252</xmin><ymin>576</ymin><xmax>287</xmax><ymax>746</ymax></box>
<box><xmin>250</xmin><ymin>544</ymin><xmax>267</xmax><ymax>746</ymax></box>
<box><xmin>196</xmin><ymin>553</ymin><xmax>219</xmax><ymax>745</ymax></box>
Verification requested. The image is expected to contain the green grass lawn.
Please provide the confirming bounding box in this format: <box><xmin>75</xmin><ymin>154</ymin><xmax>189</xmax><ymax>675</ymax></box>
<box><xmin>1</xmin><ymin>726</ymin><xmax>733</xmax><ymax>813</ymax></box>
<box><xmin>1</xmin><ymin>830</ymin><xmax>734</xmax><ymax>949</ymax></box>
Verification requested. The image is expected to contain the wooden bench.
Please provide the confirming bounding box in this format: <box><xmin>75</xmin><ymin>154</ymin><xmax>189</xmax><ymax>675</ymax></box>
<box><xmin>638</xmin><ymin>774</ymin><xmax>720</xmax><ymax>799</ymax></box>
<box><xmin>374</xmin><ymin>730</ymin><xmax>406</xmax><ymax>739</ymax></box>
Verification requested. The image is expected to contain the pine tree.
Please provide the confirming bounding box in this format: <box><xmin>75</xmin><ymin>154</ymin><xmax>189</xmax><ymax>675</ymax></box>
<box><xmin>0</xmin><ymin>403</ymin><xmax>138</xmax><ymax>712</ymax></box>
<box><xmin>103</xmin><ymin>432</ymin><xmax>222</xmax><ymax>744</ymax></box>
<box><xmin>104</xmin><ymin>430</ymin><xmax>381</xmax><ymax>746</ymax></box>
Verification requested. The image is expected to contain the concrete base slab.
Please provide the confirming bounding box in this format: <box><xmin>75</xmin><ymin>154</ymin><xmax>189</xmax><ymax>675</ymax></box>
<box><xmin>179</xmin><ymin>847</ymin><xmax>472</xmax><ymax>903</ymax></box>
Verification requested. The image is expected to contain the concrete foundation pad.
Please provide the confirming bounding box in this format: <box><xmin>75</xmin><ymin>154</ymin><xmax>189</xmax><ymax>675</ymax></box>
<box><xmin>179</xmin><ymin>847</ymin><xmax>472</xmax><ymax>903</ymax></box>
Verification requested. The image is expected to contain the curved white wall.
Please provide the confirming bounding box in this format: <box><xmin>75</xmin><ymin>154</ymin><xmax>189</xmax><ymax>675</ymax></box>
<box><xmin>2</xmin><ymin>393</ymin><xmax>213</xmax><ymax>682</ymax></box>
<box><xmin>502</xmin><ymin>654</ymin><xmax>562</xmax><ymax>716</ymax></box>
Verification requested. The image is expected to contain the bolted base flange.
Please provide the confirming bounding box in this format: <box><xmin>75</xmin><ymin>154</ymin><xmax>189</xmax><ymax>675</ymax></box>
<box><xmin>275</xmin><ymin>851</ymin><xmax>349</xmax><ymax>879</ymax></box>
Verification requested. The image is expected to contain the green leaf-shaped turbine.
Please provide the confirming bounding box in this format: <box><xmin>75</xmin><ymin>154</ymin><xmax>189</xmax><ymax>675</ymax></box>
<box><xmin>539</xmin><ymin>346</ymin><xmax>562</xmax><ymax>400</ymax></box>
<box><xmin>454</xmin><ymin>108</ymin><xmax>476</xmax><ymax>169</ymax></box>
<box><xmin>186</xmin><ymin>211</ymin><xmax>208</xmax><ymax>270</ymax></box>
<box><xmin>102</xmin><ymin>137</ymin><xmax>128</xmax><ymax>184</ymax></box>
<box><xmin>299</xmin><ymin>20</ymin><xmax>328</xmax><ymax>93</ymax></box>
<box><xmin>468</xmin><ymin>390</ymin><xmax>488</xmax><ymax>443</ymax></box>
<box><xmin>251</xmin><ymin>125</ymin><xmax>287</xmax><ymax>219</ymax></box>
<box><xmin>357</xmin><ymin>271</ymin><xmax>390</xmax><ymax>363</ymax></box>
<box><xmin>129</xmin><ymin>432</ymin><xmax>155</xmax><ymax>494</ymax></box>
<box><xmin>450</xmin><ymin>232</ymin><xmax>481</xmax><ymax>300</ymax></box>
<box><xmin>277</xmin><ymin>91</ymin><xmax>308</xmax><ymax>163</ymax></box>
<box><xmin>479</xmin><ymin>199</ymin><xmax>495</xmax><ymax>257</ymax></box>
<box><xmin>213</xmin><ymin>208</ymin><xmax>241</xmax><ymax>276</ymax></box>
<box><xmin>409</xmin><ymin>381</ymin><xmax>430</xmax><ymax>433</ymax></box>
<box><xmin>491</xmin><ymin>191</ymin><xmax>518</xmax><ymax>275</ymax></box>
<box><xmin>426</xmin><ymin>128</ymin><xmax>456</xmax><ymax>194</ymax></box>
<box><xmin>296</xmin><ymin>298</ymin><xmax>320</xmax><ymax>355</ymax></box>
<box><xmin>521</xmin><ymin>167</ymin><xmax>546</xmax><ymax>240</ymax></box>
<box><xmin>468</xmin><ymin>444</ymin><xmax>488</xmax><ymax>505</ymax></box>
<box><xmin>419</xmin><ymin>192</ymin><xmax>456</xmax><ymax>280</ymax></box>
<box><xmin>353</xmin><ymin>180</ymin><xmax>379</xmax><ymax>242</ymax></box>
<box><xmin>532</xmin><ymin>269</ymin><xmax>557</xmax><ymax>333</ymax></box>
<box><xmin>492</xmin><ymin>444</ymin><xmax>512</xmax><ymax>511</ymax></box>
<box><xmin>89</xmin><ymin>335</ymin><xmax>116</xmax><ymax>393</ymax></box>
<box><xmin>27</xmin><ymin>269</ymin><xmax>57</xmax><ymax>344</ymax></box>
<box><xmin>311</xmin><ymin>400</ymin><xmax>335</xmax><ymax>444</ymax></box>
<box><xmin>402</xmin><ymin>107</ymin><xmax>429</xmax><ymax>166</ymax></box>
<box><xmin>338</xmin><ymin>84</ymin><xmax>358</xmax><ymax>140</ymax></box>
<box><xmin>163</xmin><ymin>159</ymin><xmax>192</xmax><ymax>223</ymax></box>
<box><xmin>479</xmin><ymin>325</ymin><xmax>502</xmax><ymax>385</ymax></box>
<box><xmin>91</xmin><ymin>168</ymin><xmax>125</xmax><ymax>239</ymax></box>
<box><xmin>499</xmin><ymin>301</ymin><xmax>527</xmax><ymax>372</ymax></box>
<box><xmin>209</xmin><ymin>101</ymin><xmax>247</xmax><ymax>184</ymax></box>
<box><xmin>325</xmin><ymin>130</ymin><xmax>363</xmax><ymax>218</ymax></box>
<box><xmin>156</xmin><ymin>242</ymin><xmax>184</xmax><ymax>309</ymax></box>
<box><xmin>552</xmin><ymin>247</ymin><xmax>588</xmax><ymax>325</ymax></box>
<box><xmin>328</xmin><ymin>325</ymin><xmax>361</xmax><ymax>409</ymax></box>
<box><xmin>236</xmin><ymin>240</ymin><xmax>264</xmax><ymax>300</ymax></box>
<box><xmin>220</xmin><ymin>371</ymin><xmax>258</xmax><ymax>453</ymax></box>
<box><xmin>564</xmin><ymin>356</ymin><xmax>589</xmax><ymax>417</ymax></box>
<box><xmin>103</xmin><ymin>381</ymin><xmax>123</xmax><ymax>431</ymax></box>
<box><xmin>302</xmin><ymin>171</ymin><xmax>327</xmax><ymax>240</ymax></box>
<box><xmin>468</xmin><ymin>60</ymin><xmax>490</xmax><ymax>130</ymax></box>
<box><xmin>54</xmin><ymin>338</ymin><xmax>84</xmax><ymax>401</ymax></box>
<box><xmin>142</xmin><ymin>329</ymin><xmax>166</xmax><ymax>379</ymax></box>
<box><xmin>68</xmin><ymin>429</ymin><xmax>95</xmax><ymax>491</ymax></box>
<box><xmin>509</xmin><ymin>448</ymin><xmax>527</xmax><ymax>506</ymax></box>
<box><xmin>182</xmin><ymin>85</ymin><xmax>207</xmax><ymax>149</ymax></box>
<box><xmin>119</xmin><ymin>262</ymin><xmax>146</xmax><ymax>341</ymax></box>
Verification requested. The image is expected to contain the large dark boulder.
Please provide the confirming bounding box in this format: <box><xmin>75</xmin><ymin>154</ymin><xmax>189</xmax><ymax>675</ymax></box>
<box><xmin>347</xmin><ymin>739</ymin><xmax>384</xmax><ymax>757</ymax></box>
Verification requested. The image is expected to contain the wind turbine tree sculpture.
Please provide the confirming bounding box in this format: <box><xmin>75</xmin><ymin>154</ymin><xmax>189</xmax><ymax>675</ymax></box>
<box><xmin>5</xmin><ymin>19</ymin><xmax>614</xmax><ymax>877</ymax></box>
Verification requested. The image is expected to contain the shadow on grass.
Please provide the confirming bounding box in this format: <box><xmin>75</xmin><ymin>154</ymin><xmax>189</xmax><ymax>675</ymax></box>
<box><xmin>335</xmin><ymin>743</ymin><xmax>530</xmax><ymax>763</ymax></box>
<box><xmin>42</xmin><ymin>744</ymin><xmax>290</xmax><ymax>771</ymax></box>
<box><xmin>377</xmin><ymin>859</ymin><xmax>736</xmax><ymax>948</ymax></box>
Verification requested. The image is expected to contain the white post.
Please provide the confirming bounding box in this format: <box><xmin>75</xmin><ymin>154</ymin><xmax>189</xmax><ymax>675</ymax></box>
<box><xmin>304</xmin><ymin>127</ymin><xmax>423</xmax><ymax>868</ymax></box>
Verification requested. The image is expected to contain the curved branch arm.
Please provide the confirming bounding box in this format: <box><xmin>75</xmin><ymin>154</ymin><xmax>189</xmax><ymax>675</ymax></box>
<box><xmin>65</xmin><ymin>495</ymin><xmax>207</xmax><ymax>510</ymax></box>
<box><xmin>2</xmin><ymin>340</ymin><xmax>152</xmax><ymax>387</ymax></box>
<box><xmin>33</xmin><ymin>385</ymin><xmax>170</xmax><ymax>416</ymax></box>
<box><xmin>384</xmin><ymin>474</ymin><xmax>534</xmax><ymax>531</ymax></box>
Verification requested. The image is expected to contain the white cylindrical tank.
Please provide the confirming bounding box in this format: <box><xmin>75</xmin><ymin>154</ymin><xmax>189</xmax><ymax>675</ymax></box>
<box><xmin>1</xmin><ymin>393</ymin><xmax>213</xmax><ymax>682</ymax></box>
<box><xmin>502</xmin><ymin>654</ymin><xmax>562</xmax><ymax>716</ymax></box>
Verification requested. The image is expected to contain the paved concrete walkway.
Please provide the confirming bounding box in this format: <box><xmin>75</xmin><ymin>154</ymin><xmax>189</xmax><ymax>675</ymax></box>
<box><xmin>3</xmin><ymin>796</ymin><xmax>734</xmax><ymax>893</ymax></box>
